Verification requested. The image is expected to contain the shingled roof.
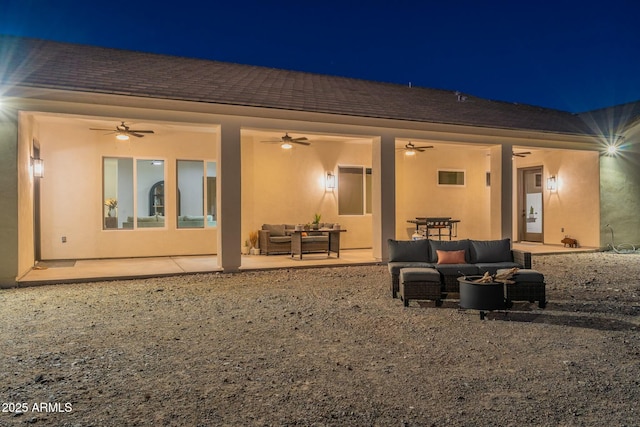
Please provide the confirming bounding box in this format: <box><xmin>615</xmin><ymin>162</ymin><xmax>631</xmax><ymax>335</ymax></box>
<box><xmin>0</xmin><ymin>34</ymin><xmax>603</xmax><ymax>135</ymax></box>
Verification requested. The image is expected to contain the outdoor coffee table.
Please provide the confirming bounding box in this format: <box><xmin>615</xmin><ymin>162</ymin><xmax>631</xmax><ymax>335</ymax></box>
<box><xmin>458</xmin><ymin>276</ymin><xmax>506</xmax><ymax>319</ymax></box>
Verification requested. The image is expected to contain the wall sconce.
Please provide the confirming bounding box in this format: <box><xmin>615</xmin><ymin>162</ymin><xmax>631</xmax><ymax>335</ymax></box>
<box><xmin>546</xmin><ymin>175</ymin><xmax>557</xmax><ymax>192</ymax></box>
<box><xmin>32</xmin><ymin>158</ymin><xmax>44</xmax><ymax>178</ymax></box>
<box><xmin>326</xmin><ymin>172</ymin><xmax>336</xmax><ymax>190</ymax></box>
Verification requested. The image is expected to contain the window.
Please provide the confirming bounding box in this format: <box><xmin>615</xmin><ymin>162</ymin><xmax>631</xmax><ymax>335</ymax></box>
<box><xmin>438</xmin><ymin>170</ymin><xmax>465</xmax><ymax>186</ymax></box>
<box><xmin>206</xmin><ymin>161</ymin><xmax>217</xmax><ymax>225</ymax></box>
<box><xmin>177</xmin><ymin>160</ymin><xmax>204</xmax><ymax>228</ymax></box>
<box><xmin>365</xmin><ymin>167</ymin><xmax>372</xmax><ymax>214</ymax></box>
<box><xmin>338</xmin><ymin>166</ymin><xmax>372</xmax><ymax>215</ymax></box>
<box><xmin>103</xmin><ymin>157</ymin><xmax>133</xmax><ymax>230</ymax></box>
<box><xmin>176</xmin><ymin>160</ymin><xmax>217</xmax><ymax>228</ymax></box>
<box><xmin>103</xmin><ymin>157</ymin><xmax>216</xmax><ymax>230</ymax></box>
<box><xmin>137</xmin><ymin>159</ymin><xmax>165</xmax><ymax>228</ymax></box>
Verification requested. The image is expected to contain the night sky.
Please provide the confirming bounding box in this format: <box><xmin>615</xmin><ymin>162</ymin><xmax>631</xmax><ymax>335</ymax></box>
<box><xmin>2</xmin><ymin>0</ymin><xmax>639</xmax><ymax>113</ymax></box>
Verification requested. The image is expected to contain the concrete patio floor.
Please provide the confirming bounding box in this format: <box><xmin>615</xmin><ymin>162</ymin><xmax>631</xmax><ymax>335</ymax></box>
<box><xmin>16</xmin><ymin>243</ymin><xmax>598</xmax><ymax>286</ymax></box>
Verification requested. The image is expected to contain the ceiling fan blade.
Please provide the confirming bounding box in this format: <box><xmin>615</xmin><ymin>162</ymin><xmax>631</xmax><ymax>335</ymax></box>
<box><xmin>89</xmin><ymin>128</ymin><xmax>114</xmax><ymax>131</ymax></box>
<box><xmin>292</xmin><ymin>140</ymin><xmax>311</xmax><ymax>146</ymax></box>
<box><xmin>129</xmin><ymin>132</ymin><xmax>146</xmax><ymax>138</ymax></box>
<box><xmin>415</xmin><ymin>145</ymin><xmax>434</xmax><ymax>149</ymax></box>
<box><xmin>291</xmin><ymin>136</ymin><xmax>308</xmax><ymax>142</ymax></box>
<box><xmin>129</xmin><ymin>130</ymin><xmax>154</xmax><ymax>134</ymax></box>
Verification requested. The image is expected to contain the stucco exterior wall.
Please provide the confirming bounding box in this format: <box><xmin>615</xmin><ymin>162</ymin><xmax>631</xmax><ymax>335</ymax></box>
<box><xmin>0</xmin><ymin>108</ymin><xmax>19</xmax><ymax>285</ymax></box>
<box><xmin>16</xmin><ymin>113</ymin><xmax>37</xmax><ymax>279</ymax></box>
<box><xmin>600</xmin><ymin>152</ymin><xmax>640</xmax><ymax>248</ymax></box>
<box><xmin>242</xmin><ymin>135</ymin><xmax>373</xmax><ymax>250</ymax></box>
<box><xmin>515</xmin><ymin>149</ymin><xmax>600</xmax><ymax>247</ymax></box>
<box><xmin>34</xmin><ymin>118</ymin><xmax>218</xmax><ymax>260</ymax></box>
<box><xmin>395</xmin><ymin>145</ymin><xmax>492</xmax><ymax>240</ymax></box>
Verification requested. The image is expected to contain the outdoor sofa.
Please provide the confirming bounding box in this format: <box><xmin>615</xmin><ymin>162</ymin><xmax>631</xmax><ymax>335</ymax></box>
<box><xmin>387</xmin><ymin>238</ymin><xmax>545</xmax><ymax>307</ymax></box>
<box><xmin>259</xmin><ymin>223</ymin><xmax>339</xmax><ymax>255</ymax></box>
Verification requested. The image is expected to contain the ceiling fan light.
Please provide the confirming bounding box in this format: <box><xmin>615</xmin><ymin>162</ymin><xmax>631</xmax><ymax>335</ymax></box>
<box><xmin>281</xmin><ymin>142</ymin><xmax>293</xmax><ymax>150</ymax></box>
<box><xmin>405</xmin><ymin>149</ymin><xmax>416</xmax><ymax>156</ymax></box>
<box><xmin>116</xmin><ymin>133</ymin><xmax>129</xmax><ymax>141</ymax></box>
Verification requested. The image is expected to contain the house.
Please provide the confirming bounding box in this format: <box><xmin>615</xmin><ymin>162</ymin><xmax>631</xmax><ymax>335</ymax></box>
<box><xmin>1</xmin><ymin>34</ymin><xmax>639</xmax><ymax>287</ymax></box>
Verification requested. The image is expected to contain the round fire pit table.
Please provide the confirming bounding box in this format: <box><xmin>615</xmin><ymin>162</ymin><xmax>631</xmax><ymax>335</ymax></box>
<box><xmin>458</xmin><ymin>276</ymin><xmax>506</xmax><ymax>320</ymax></box>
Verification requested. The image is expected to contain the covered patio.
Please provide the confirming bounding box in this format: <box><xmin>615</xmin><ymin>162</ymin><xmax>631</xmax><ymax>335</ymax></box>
<box><xmin>16</xmin><ymin>243</ymin><xmax>597</xmax><ymax>286</ymax></box>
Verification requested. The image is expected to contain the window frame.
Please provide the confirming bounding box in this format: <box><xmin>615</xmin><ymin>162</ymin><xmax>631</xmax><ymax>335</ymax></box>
<box><xmin>337</xmin><ymin>165</ymin><xmax>372</xmax><ymax>216</ymax></box>
<box><xmin>437</xmin><ymin>169</ymin><xmax>466</xmax><ymax>187</ymax></box>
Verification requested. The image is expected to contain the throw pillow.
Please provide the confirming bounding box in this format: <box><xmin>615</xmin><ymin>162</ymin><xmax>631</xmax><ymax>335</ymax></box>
<box><xmin>429</xmin><ymin>239</ymin><xmax>470</xmax><ymax>263</ymax></box>
<box><xmin>437</xmin><ymin>249</ymin><xmax>466</xmax><ymax>264</ymax></box>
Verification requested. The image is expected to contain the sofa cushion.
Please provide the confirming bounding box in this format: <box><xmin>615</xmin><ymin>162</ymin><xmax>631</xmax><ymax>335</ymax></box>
<box><xmin>388</xmin><ymin>239</ymin><xmax>430</xmax><ymax>262</ymax></box>
<box><xmin>498</xmin><ymin>268</ymin><xmax>545</xmax><ymax>283</ymax></box>
<box><xmin>269</xmin><ymin>236</ymin><xmax>291</xmax><ymax>243</ymax></box>
<box><xmin>400</xmin><ymin>267</ymin><xmax>440</xmax><ymax>282</ymax></box>
<box><xmin>137</xmin><ymin>216</ymin><xmax>164</xmax><ymax>222</ymax></box>
<box><xmin>435</xmin><ymin>264</ymin><xmax>480</xmax><ymax>277</ymax></box>
<box><xmin>476</xmin><ymin>262</ymin><xmax>522</xmax><ymax>275</ymax></box>
<box><xmin>263</xmin><ymin>224</ymin><xmax>286</xmax><ymax>236</ymax></box>
<box><xmin>470</xmin><ymin>238</ymin><xmax>512</xmax><ymax>263</ymax></box>
<box><xmin>436</xmin><ymin>249</ymin><xmax>466</xmax><ymax>264</ymax></box>
<box><xmin>429</xmin><ymin>239</ymin><xmax>470</xmax><ymax>263</ymax></box>
<box><xmin>387</xmin><ymin>261</ymin><xmax>435</xmax><ymax>275</ymax></box>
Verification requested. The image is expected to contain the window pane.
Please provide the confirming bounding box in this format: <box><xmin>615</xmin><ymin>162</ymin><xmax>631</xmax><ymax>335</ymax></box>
<box><xmin>206</xmin><ymin>161</ymin><xmax>217</xmax><ymax>227</ymax></box>
<box><xmin>103</xmin><ymin>157</ymin><xmax>133</xmax><ymax>230</ymax></box>
<box><xmin>438</xmin><ymin>170</ymin><xmax>465</xmax><ymax>186</ymax></box>
<box><xmin>338</xmin><ymin>166</ymin><xmax>364</xmax><ymax>215</ymax></box>
<box><xmin>365</xmin><ymin>167</ymin><xmax>372</xmax><ymax>214</ymax></box>
<box><xmin>177</xmin><ymin>160</ymin><xmax>205</xmax><ymax>228</ymax></box>
<box><xmin>137</xmin><ymin>159</ymin><xmax>165</xmax><ymax>228</ymax></box>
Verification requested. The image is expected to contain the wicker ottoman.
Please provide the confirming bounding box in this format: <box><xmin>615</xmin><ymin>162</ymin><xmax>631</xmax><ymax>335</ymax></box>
<box><xmin>399</xmin><ymin>268</ymin><xmax>442</xmax><ymax>307</ymax></box>
<box><xmin>498</xmin><ymin>268</ymin><xmax>546</xmax><ymax>308</ymax></box>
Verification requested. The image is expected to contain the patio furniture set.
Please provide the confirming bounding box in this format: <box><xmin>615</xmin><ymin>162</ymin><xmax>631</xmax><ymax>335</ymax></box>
<box><xmin>387</xmin><ymin>238</ymin><xmax>546</xmax><ymax>317</ymax></box>
<box><xmin>259</xmin><ymin>223</ymin><xmax>345</xmax><ymax>259</ymax></box>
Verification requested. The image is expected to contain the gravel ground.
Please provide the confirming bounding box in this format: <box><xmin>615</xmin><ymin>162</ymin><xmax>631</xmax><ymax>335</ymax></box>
<box><xmin>1</xmin><ymin>252</ymin><xmax>639</xmax><ymax>426</ymax></box>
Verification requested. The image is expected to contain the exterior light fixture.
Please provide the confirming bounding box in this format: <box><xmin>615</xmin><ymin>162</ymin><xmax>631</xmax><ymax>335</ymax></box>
<box><xmin>150</xmin><ymin>160</ymin><xmax>163</xmax><ymax>166</ymax></box>
<box><xmin>32</xmin><ymin>158</ymin><xmax>44</xmax><ymax>178</ymax></box>
<box><xmin>546</xmin><ymin>176</ymin><xmax>557</xmax><ymax>192</ymax></box>
<box><xmin>281</xmin><ymin>142</ymin><xmax>293</xmax><ymax>150</ymax></box>
<box><xmin>116</xmin><ymin>133</ymin><xmax>129</xmax><ymax>141</ymax></box>
<box><xmin>326</xmin><ymin>172</ymin><xmax>336</xmax><ymax>190</ymax></box>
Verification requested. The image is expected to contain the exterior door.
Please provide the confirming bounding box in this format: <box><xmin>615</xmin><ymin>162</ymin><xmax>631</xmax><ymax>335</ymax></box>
<box><xmin>519</xmin><ymin>167</ymin><xmax>543</xmax><ymax>242</ymax></box>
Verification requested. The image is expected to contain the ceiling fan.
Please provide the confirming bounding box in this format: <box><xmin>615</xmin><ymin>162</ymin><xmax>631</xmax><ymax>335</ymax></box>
<box><xmin>261</xmin><ymin>132</ymin><xmax>311</xmax><ymax>149</ymax></box>
<box><xmin>90</xmin><ymin>121</ymin><xmax>155</xmax><ymax>140</ymax></box>
<box><xmin>397</xmin><ymin>142</ymin><xmax>434</xmax><ymax>156</ymax></box>
<box><xmin>513</xmin><ymin>151</ymin><xmax>531</xmax><ymax>158</ymax></box>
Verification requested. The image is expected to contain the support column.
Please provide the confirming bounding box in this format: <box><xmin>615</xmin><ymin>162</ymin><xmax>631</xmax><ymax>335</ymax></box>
<box><xmin>217</xmin><ymin>120</ymin><xmax>242</xmax><ymax>272</ymax></box>
<box><xmin>500</xmin><ymin>143</ymin><xmax>513</xmax><ymax>240</ymax></box>
<box><xmin>0</xmin><ymin>107</ymin><xmax>18</xmax><ymax>287</ymax></box>
<box><xmin>372</xmin><ymin>134</ymin><xmax>396</xmax><ymax>261</ymax></box>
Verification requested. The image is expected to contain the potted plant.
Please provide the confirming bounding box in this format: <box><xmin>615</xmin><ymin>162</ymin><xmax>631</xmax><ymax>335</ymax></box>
<box><xmin>241</xmin><ymin>240</ymin><xmax>250</xmax><ymax>255</ymax></box>
<box><xmin>249</xmin><ymin>231</ymin><xmax>260</xmax><ymax>255</ymax></box>
<box><xmin>312</xmin><ymin>213</ymin><xmax>321</xmax><ymax>230</ymax></box>
<box><xmin>104</xmin><ymin>198</ymin><xmax>118</xmax><ymax>228</ymax></box>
